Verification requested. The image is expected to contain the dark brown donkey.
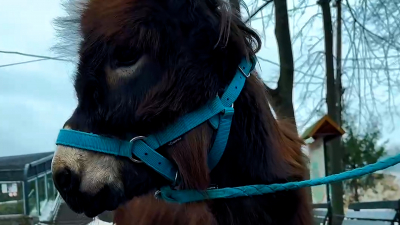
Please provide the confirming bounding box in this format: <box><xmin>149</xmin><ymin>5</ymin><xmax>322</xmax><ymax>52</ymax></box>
<box><xmin>51</xmin><ymin>0</ymin><xmax>312</xmax><ymax>224</ymax></box>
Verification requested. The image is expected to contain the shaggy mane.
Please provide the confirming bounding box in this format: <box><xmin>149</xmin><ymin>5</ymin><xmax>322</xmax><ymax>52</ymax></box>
<box><xmin>52</xmin><ymin>0</ymin><xmax>312</xmax><ymax>224</ymax></box>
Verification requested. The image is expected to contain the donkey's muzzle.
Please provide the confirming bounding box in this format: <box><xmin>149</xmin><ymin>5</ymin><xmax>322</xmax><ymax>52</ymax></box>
<box><xmin>53</xmin><ymin>167</ymin><xmax>80</xmax><ymax>194</ymax></box>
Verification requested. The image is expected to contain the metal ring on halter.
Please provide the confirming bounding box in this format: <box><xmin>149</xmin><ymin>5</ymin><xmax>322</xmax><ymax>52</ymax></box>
<box><xmin>171</xmin><ymin>171</ymin><xmax>180</xmax><ymax>187</ymax></box>
<box><xmin>154</xmin><ymin>190</ymin><xmax>161</xmax><ymax>199</ymax></box>
<box><xmin>129</xmin><ymin>136</ymin><xmax>146</xmax><ymax>164</ymax></box>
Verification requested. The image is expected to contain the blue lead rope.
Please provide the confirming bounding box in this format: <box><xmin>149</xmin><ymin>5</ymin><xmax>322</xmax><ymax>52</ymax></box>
<box><xmin>158</xmin><ymin>153</ymin><xmax>400</xmax><ymax>203</ymax></box>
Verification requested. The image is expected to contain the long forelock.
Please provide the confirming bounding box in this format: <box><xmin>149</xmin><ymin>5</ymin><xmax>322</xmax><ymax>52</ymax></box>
<box><xmin>50</xmin><ymin>0</ymin><xmax>249</xmax><ymax>62</ymax></box>
<box><xmin>51</xmin><ymin>0</ymin><xmax>88</xmax><ymax>63</ymax></box>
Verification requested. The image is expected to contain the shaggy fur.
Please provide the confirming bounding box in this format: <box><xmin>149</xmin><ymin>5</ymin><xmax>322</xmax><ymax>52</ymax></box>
<box><xmin>52</xmin><ymin>0</ymin><xmax>312</xmax><ymax>224</ymax></box>
<box><xmin>113</xmin><ymin>194</ymin><xmax>217</xmax><ymax>225</ymax></box>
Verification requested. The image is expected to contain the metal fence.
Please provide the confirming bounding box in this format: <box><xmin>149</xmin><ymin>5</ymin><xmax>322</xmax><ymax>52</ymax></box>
<box><xmin>23</xmin><ymin>154</ymin><xmax>58</xmax><ymax>217</ymax></box>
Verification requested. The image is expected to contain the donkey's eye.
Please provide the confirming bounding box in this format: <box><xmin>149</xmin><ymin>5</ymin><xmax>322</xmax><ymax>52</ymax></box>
<box><xmin>114</xmin><ymin>49</ymin><xmax>142</xmax><ymax>67</ymax></box>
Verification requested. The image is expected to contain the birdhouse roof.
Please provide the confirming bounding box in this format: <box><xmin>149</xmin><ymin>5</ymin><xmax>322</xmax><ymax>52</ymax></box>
<box><xmin>301</xmin><ymin>115</ymin><xmax>345</xmax><ymax>141</ymax></box>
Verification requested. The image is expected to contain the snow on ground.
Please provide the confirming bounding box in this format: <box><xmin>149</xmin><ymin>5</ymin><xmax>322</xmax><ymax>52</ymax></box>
<box><xmin>87</xmin><ymin>217</ymin><xmax>113</xmax><ymax>225</ymax></box>
<box><xmin>38</xmin><ymin>199</ymin><xmax>56</xmax><ymax>222</ymax></box>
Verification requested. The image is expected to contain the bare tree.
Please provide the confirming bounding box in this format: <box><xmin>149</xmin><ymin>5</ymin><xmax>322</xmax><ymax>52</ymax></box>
<box><xmin>246</xmin><ymin>0</ymin><xmax>400</xmax><ymax>130</ymax></box>
<box><xmin>264</xmin><ymin>0</ymin><xmax>298</xmax><ymax>127</ymax></box>
<box><xmin>318</xmin><ymin>0</ymin><xmax>345</xmax><ymax>223</ymax></box>
<box><xmin>244</xmin><ymin>0</ymin><xmax>400</xmax><ymax>223</ymax></box>
<box><xmin>281</xmin><ymin>0</ymin><xmax>400</xmax><ymax>129</ymax></box>
<box><xmin>243</xmin><ymin>0</ymin><xmax>298</xmax><ymax>127</ymax></box>
<box><xmin>341</xmin><ymin>0</ymin><xmax>400</xmax><ymax>127</ymax></box>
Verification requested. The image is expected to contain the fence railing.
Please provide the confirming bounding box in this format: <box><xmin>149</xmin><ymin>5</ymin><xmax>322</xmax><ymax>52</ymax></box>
<box><xmin>22</xmin><ymin>154</ymin><xmax>57</xmax><ymax>218</ymax></box>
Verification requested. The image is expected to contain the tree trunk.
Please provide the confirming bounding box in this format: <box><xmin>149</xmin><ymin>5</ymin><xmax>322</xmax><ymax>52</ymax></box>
<box><xmin>335</xmin><ymin>0</ymin><xmax>343</xmax><ymax>124</ymax></box>
<box><xmin>354</xmin><ymin>181</ymin><xmax>359</xmax><ymax>202</ymax></box>
<box><xmin>319</xmin><ymin>0</ymin><xmax>345</xmax><ymax>225</ymax></box>
<box><xmin>265</xmin><ymin>0</ymin><xmax>296</xmax><ymax>127</ymax></box>
<box><xmin>267</xmin><ymin>0</ymin><xmax>313</xmax><ymax>209</ymax></box>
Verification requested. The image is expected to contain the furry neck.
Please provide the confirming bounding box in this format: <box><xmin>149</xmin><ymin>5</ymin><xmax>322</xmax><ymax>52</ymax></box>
<box><xmin>112</xmin><ymin>74</ymin><xmax>311</xmax><ymax>225</ymax></box>
<box><xmin>207</xmin><ymin>75</ymin><xmax>312</xmax><ymax>225</ymax></box>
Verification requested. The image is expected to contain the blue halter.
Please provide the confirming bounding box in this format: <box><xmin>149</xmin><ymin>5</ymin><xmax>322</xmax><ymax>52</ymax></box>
<box><xmin>56</xmin><ymin>56</ymin><xmax>256</xmax><ymax>184</ymax></box>
<box><xmin>55</xmin><ymin>55</ymin><xmax>400</xmax><ymax>204</ymax></box>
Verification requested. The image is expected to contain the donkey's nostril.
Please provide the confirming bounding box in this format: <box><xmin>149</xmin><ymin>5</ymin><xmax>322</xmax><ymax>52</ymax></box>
<box><xmin>54</xmin><ymin>168</ymin><xmax>78</xmax><ymax>192</ymax></box>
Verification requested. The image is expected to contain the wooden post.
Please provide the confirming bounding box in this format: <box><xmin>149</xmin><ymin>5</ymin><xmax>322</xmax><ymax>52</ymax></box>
<box><xmin>301</xmin><ymin>115</ymin><xmax>345</xmax><ymax>225</ymax></box>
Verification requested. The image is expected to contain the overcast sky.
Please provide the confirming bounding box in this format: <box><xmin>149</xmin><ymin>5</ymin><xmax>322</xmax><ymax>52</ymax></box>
<box><xmin>0</xmin><ymin>0</ymin><xmax>77</xmax><ymax>157</ymax></box>
<box><xmin>0</xmin><ymin>0</ymin><xmax>399</xmax><ymax>158</ymax></box>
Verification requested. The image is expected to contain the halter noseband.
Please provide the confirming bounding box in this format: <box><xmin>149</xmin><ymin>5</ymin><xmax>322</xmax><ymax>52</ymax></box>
<box><xmin>55</xmin><ymin>56</ymin><xmax>256</xmax><ymax>200</ymax></box>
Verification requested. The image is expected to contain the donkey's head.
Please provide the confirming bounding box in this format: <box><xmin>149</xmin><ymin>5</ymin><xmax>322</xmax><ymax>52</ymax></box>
<box><xmin>51</xmin><ymin>0</ymin><xmax>261</xmax><ymax>217</ymax></box>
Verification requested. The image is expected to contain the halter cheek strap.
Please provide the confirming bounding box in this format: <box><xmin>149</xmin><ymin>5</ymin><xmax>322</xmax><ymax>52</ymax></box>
<box><xmin>56</xmin><ymin>56</ymin><xmax>256</xmax><ymax>183</ymax></box>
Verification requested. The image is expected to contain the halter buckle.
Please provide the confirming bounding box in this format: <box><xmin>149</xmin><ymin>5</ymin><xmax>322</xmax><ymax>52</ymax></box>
<box><xmin>238</xmin><ymin>65</ymin><xmax>251</xmax><ymax>78</ymax></box>
<box><xmin>154</xmin><ymin>190</ymin><xmax>161</xmax><ymax>199</ymax></box>
<box><xmin>129</xmin><ymin>136</ymin><xmax>146</xmax><ymax>164</ymax></box>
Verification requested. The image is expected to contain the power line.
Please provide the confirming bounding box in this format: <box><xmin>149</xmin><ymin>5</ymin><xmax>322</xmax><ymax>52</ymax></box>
<box><xmin>0</xmin><ymin>58</ymin><xmax>49</xmax><ymax>68</ymax></box>
<box><xmin>0</xmin><ymin>50</ymin><xmax>73</xmax><ymax>63</ymax></box>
